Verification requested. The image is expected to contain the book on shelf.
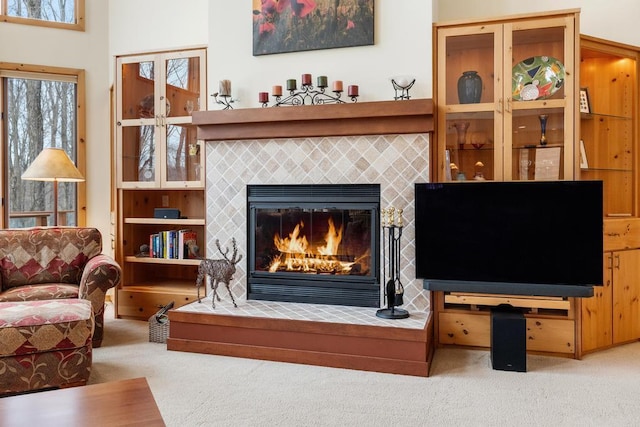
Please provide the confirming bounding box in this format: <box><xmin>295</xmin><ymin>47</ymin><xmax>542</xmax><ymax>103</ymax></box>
<box><xmin>149</xmin><ymin>229</ymin><xmax>198</xmax><ymax>259</ymax></box>
<box><xmin>180</xmin><ymin>229</ymin><xmax>199</xmax><ymax>259</ymax></box>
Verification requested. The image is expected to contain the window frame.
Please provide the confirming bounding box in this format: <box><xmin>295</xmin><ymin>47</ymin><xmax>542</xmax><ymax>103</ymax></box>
<box><xmin>0</xmin><ymin>0</ymin><xmax>85</xmax><ymax>31</ymax></box>
<box><xmin>0</xmin><ymin>62</ymin><xmax>86</xmax><ymax>228</ymax></box>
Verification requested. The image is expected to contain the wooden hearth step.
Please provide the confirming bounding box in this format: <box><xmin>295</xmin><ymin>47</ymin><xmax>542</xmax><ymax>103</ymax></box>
<box><xmin>167</xmin><ymin>301</ymin><xmax>434</xmax><ymax>377</ymax></box>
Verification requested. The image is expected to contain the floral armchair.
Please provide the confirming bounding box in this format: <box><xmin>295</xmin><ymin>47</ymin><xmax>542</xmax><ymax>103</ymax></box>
<box><xmin>0</xmin><ymin>227</ymin><xmax>121</xmax><ymax>347</ymax></box>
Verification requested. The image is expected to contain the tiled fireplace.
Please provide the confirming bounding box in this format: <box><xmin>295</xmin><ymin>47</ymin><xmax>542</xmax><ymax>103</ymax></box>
<box><xmin>205</xmin><ymin>131</ymin><xmax>430</xmax><ymax>312</ymax></box>
<box><xmin>168</xmin><ymin>100</ymin><xmax>436</xmax><ymax>377</ymax></box>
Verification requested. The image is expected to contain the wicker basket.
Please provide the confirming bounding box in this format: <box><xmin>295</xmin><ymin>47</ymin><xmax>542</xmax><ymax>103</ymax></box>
<box><xmin>149</xmin><ymin>301</ymin><xmax>174</xmax><ymax>343</ymax></box>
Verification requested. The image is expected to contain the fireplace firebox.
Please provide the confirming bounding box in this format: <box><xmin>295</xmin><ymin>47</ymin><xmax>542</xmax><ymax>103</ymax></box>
<box><xmin>247</xmin><ymin>184</ymin><xmax>380</xmax><ymax>307</ymax></box>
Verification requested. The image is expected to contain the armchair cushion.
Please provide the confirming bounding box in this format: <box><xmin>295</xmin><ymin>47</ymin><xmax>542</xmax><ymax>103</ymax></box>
<box><xmin>0</xmin><ymin>227</ymin><xmax>101</xmax><ymax>289</ymax></box>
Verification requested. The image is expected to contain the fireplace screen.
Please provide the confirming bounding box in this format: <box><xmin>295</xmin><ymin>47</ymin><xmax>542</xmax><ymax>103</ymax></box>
<box><xmin>248</xmin><ymin>184</ymin><xmax>380</xmax><ymax>307</ymax></box>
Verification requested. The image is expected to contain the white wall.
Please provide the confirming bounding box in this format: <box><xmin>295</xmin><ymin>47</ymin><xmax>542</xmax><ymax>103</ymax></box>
<box><xmin>108</xmin><ymin>0</ymin><xmax>209</xmax><ymax>56</ymax></box>
<box><xmin>435</xmin><ymin>0</ymin><xmax>640</xmax><ymax>47</ymax></box>
<box><xmin>0</xmin><ymin>2</ymin><xmax>112</xmax><ymax>253</ymax></box>
<box><xmin>207</xmin><ymin>1</ymin><xmax>433</xmax><ymax>106</ymax></box>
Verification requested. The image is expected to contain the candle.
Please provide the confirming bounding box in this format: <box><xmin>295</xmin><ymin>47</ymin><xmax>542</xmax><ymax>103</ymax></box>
<box><xmin>348</xmin><ymin>85</ymin><xmax>359</xmax><ymax>97</ymax></box>
<box><xmin>219</xmin><ymin>79</ymin><xmax>231</xmax><ymax>97</ymax></box>
<box><xmin>258</xmin><ymin>92</ymin><xmax>269</xmax><ymax>103</ymax></box>
<box><xmin>332</xmin><ymin>80</ymin><xmax>343</xmax><ymax>92</ymax></box>
<box><xmin>272</xmin><ymin>85</ymin><xmax>283</xmax><ymax>96</ymax></box>
<box><xmin>301</xmin><ymin>73</ymin><xmax>312</xmax><ymax>86</ymax></box>
<box><xmin>317</xmin><ymin>75</ymin><xmax>328</xmax><ymax>88</ymax></box>
<box><xmin>286</xmin><ymin>79</ymin><xmax>297</xmax><ymax>91</ymax></box>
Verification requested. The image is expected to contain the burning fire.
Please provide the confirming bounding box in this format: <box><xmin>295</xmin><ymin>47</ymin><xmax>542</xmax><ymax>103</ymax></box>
<box><xmin>268</xmin><ymin>217</ymin><xmax>356</xmax><ymax>274</ymax></box>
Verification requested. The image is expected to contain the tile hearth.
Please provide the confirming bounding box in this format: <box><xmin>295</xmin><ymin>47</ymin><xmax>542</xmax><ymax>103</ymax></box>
<box><xmin>176</xmin><ymin>297</ymin><xmax>429</xmax><ymax>330</ymax></box>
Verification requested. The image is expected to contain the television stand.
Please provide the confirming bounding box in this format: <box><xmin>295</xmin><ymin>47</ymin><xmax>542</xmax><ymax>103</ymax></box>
<box><xmin>490</xmin><ymin>305</ymin><xmax>526</xmax><ymax>372</ymax></box>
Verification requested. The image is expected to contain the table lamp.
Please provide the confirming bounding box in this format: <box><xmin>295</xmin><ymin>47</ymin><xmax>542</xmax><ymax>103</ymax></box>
<box><xmin>21</xmin><ymin>147</ymin><xmax>85</xmax><ymax>226</ymax></box>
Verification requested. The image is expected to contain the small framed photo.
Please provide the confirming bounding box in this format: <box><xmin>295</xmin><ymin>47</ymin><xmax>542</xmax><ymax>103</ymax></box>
<box><xmin>580</xmin><ymin>139</ymin><xmax>589</xmax><ymax>169</ymax></box>
<box><xmin>579</xmin><ymin>88</ymin><xmax>591</xmax><ymax>114</ymax></box>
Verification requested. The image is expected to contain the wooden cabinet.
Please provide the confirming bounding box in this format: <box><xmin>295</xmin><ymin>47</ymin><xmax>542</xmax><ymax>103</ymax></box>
<box><xmin>431</xmin><ymin>10</ymin><xmax>580</xmax><ymax>357</ymax></box>
<box><xmin>432</xmin><ymin>10</ymin><xmax>578</xmax><ymax>183</ymax></box>
<box><xmin>114</xmin><ymin>49</ymin><xmax>207</xmax><ymax>320</ymax></box>
<box><xmin>582</xmin><ymin>249</ymin><xmax>640</xmax><ymax>352</ymax></box>
<box><xmin>578</xmin><ymin>36</ymin><xmax>640</xmax><ymax>354</ymax></box>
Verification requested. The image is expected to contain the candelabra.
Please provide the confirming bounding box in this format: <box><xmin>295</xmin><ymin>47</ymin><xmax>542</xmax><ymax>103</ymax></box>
<box><xmin>212</xmin><ymin>79</ymin><xmax>235</xmax><ymax>110</ymax></box>
<box><xmin>212</xmin><ymin>93</ymin><xmax>235</xmax><ymax>110</ymax></box>
<box><xmin>376</xmin><ymin>207</ymin><xmax>409</xmax><ymax>319</ymax></box>
<box><xmin>260</xmin><ymin>74</ymin><xmax>359</xmax><ymax>107</ymax></box>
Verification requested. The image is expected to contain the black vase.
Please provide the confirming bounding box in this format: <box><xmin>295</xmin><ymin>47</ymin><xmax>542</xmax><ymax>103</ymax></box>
<box><xmin>457</xmin><ymin>71</ymin><xmax>482</xmax><ymax>104</ymax></box>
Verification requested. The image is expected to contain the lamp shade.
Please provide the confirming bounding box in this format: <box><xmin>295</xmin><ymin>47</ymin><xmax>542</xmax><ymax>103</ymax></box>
<box><xmin>21</xmin><ymin>148</ymin><xmax>85</xmax><ymax>182</ymax></box>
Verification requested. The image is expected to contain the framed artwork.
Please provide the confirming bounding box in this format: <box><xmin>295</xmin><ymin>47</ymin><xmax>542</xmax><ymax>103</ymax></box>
<box><xmin>252</xmin><ymin>0</ymin><xmax>374</xmax><ymax>56</ymax></box>
<box><xmin>580</xmin><ymin>139</ymin><xmax>589</xmax><ymax>169</ymax></box>
<box><xmin>579</xmin><ymin>87</ymin><xmax>591</xmax><ymax>114</ymax></box>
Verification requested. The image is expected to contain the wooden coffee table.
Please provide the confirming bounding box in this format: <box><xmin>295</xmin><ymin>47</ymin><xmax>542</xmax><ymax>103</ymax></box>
<box><xmin>0</xmin><ymin>377</ymin><xmax>165</xmax><ymax>426</ymax></box>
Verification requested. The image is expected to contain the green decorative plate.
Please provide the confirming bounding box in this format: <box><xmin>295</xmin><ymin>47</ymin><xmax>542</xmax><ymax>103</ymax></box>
<box><xmin>512</xmin><ymin>56</ymin><xmax>565</xmax><ymax>101</ymax></box>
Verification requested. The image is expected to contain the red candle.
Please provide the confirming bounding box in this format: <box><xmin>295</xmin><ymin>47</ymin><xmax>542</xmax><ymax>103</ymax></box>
<box><xmin>301</xmin><ymin>73</ymin><xmax>312</xmax><ymax>86</ymax></box>
<box><xmin>259</xmin><ymin>92</ymin><xmax>269</xmax><ymax>103</ymax></box>
<box><xmin>272</xmin><ymin>85</ymin><xmax>283</xmax><ymax>96</ymax></box>
<box><xmin>332</xmin><ymin>80</ymin><xmax>343</xmax><ymax>92</ymax></box>
<box><xmin>348</xmin><ymin>85</ymin><xmax>359</xmax><ymax>97</ymax></box>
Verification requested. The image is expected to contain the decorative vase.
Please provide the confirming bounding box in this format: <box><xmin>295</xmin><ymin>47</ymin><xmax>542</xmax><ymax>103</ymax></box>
<box><xmin>457</xmin><ymin>71</ymin><xmax>482</xmax><ymax>104</ymax></box>
<box><xmin>453</xmin><ymin>122</ymin><xmax>470</xmax><ymax>149</ymax></box>
<box><xmin>538</xmin><ymin>114</ymin><xmax>549</xmax><ymax>146</ymax></box>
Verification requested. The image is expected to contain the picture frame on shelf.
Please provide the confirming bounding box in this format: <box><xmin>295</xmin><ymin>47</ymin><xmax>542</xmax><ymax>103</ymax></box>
<box><xmin>580</xmin><ymin>139</ymin><xmax>589</xmax><ymax>169</ymax></box>
<box><xmin>579</xmin><ymin>87</ymin><xmax>591</xmax><ymax>114</ymax></box>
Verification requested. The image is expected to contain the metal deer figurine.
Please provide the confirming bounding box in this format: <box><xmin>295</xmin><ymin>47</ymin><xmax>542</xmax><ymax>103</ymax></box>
<box><xmin>196</xmin><ymin>238</ymin><xmax>243</xmax><ymax>308</ymax></box>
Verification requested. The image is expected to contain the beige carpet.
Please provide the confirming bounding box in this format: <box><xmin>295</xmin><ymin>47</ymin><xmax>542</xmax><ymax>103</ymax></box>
<box><xmin>90</xmin><ymin>303</ymin><xmax>640</xmax><ymax>426</ymax></box>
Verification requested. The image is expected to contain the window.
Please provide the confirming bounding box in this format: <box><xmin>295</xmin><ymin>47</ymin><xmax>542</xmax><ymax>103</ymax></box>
<box><xmin>1</xmin><ymin>0</ymin><xmax>84</xmax><ymax>31</ymax></box>
<box><xmin>0</xmin><ymin>64</ymin><xmax>86</xmax><ymax>228</ymax></box>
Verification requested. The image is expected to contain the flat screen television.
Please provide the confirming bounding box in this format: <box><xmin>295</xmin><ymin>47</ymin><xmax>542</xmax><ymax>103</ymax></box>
<box><xmin>415</xmin><ymin>180</ymin><xmax>603</xmax><ymax>297</ymax></box>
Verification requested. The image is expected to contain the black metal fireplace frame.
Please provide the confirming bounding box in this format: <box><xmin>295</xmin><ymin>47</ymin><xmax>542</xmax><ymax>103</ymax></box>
<box><xmin>247</xmin><ymin>184</ymin><xmax>381</xmax><ymax>307</ymax></box>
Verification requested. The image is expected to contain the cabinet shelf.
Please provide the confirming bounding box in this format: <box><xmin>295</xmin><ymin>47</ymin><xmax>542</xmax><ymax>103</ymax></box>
<box><xmin>125</xmin><ymin>256</ymin><xmax>201</xmax><ymax>265</ymax></box>
<box><xmin>124</xmin><ymin>217</ymin><xmax>205</xmax><ymax>226</ymax></box>
<box><xmin>581</xmin><ymin>112</ymin><xmax>632</xmax><ymax>121</ymax></box>
<box><xmin>121</xmin><ymin>281</ymin><xmax>198</xmax><ymax>293</ymax></box>
<box><xmin>581</xmin><ymin>167</ymin><xmax>633</xmax><ymax>173</ymax></box>
<box><xmin>513</xmin><ymin>143</ymin><xmax>564</xmax><ymax>150</ymax></box>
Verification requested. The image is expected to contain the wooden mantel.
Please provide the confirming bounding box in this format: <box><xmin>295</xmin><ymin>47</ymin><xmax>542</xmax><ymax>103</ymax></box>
<box><xmin>193</xmin><ymin>98</ymin><xmax>434</xmax><ymax>141</ymax></box>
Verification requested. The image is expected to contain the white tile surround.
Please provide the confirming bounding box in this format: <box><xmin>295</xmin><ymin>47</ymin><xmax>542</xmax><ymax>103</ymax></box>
<box><xmin>203</xmin><ymin>133</ymin><xmax>431</xmax><ymax>315</ymax></box>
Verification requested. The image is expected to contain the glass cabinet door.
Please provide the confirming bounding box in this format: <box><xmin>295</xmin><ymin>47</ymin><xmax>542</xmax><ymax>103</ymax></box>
<box><xmin>161</xmin><ymin>53</ymin><xmax>205</xmax><ymax>188</ymax></box>
<box><xmin>437</xmin><ymin>25</ymin><xmax>502</xmax><ymax>182</ymax></box>
<box><xmin>434</xmin><ymin>13</ymin><xmax>576</xmax><ymax>183</ymax></box>
<box><xmin>506</xmin><ymin>17</ymin><xmax>575</xmax><ymax>181</ymax></box>
<box><xmin>116</xmin><ymin>49</ymin><xmax>206</xmax><ymax>189</ymax></box>
<box><xmin>117</xmin><ymin>56</ymin><xmax>160</xmax><ymax>188</ymax></box>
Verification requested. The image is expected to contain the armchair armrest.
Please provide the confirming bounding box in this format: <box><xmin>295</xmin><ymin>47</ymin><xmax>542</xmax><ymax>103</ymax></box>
<box><xmin>79</xmin><ymin>254</ymin><xmax>122</xmax><ymax>347</ymax></box>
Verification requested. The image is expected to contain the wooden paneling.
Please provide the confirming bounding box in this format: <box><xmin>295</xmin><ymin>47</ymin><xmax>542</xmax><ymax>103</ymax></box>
<box><xmin>612</xmin><ymin>249</ymin><xmax>640</xmax><ymax>343</ymax></box>
<box><xmin>581</xmin><ymin>254</ymin><xmax>614</xmax><ymax>352</ymax></box>
<box><xmin>168</xmin><ymin>310</ymin><xmax>434</xmax><ymax>377</ymax></box>
<box><xmin>439</xmin><ymin>312</ymin><xmax>575</xmax><ymax>354</ymax></box>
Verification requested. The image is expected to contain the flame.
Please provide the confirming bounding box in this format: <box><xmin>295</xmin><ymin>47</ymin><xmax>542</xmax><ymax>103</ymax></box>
<box><xmin>268</xmin><ymin>217</ymin><xmax>355</xmax><ymax>274</ymax></box>
<box><xmin>317</xmin><ymin>218</ymin><xmax>342</xmax><ymax>255</ymax></box>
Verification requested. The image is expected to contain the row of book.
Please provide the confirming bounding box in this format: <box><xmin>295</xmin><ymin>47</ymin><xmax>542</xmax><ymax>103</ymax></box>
<box><xmin>149</xmin><ymin>229</ymin><xmax>199</xmax><ymax>259</ymax></box>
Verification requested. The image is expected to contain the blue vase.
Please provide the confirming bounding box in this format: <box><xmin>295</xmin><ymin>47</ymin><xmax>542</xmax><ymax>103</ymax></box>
<box><xmin>457</xmin><ymin>71</ymin><xmax>482</xmax><ymax>104</ymax></box>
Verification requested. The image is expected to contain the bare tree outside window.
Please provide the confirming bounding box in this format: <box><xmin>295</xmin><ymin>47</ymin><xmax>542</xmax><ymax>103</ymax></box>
<box><xmin>4</xmin><ymin>75</ymin><xmax>78</xmax><ymax>228</ymax></box>
<box><xmin>6</xmin><ymin>0</ymin><xmax>75</xmax><ymax>24</ymax></box>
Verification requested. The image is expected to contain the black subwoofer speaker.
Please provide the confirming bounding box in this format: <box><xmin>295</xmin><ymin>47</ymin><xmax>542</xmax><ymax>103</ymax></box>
<box><xmin>491</xmin><ymin>305</ymin><xmax>526</xmax><ymax>372</ymax></box>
